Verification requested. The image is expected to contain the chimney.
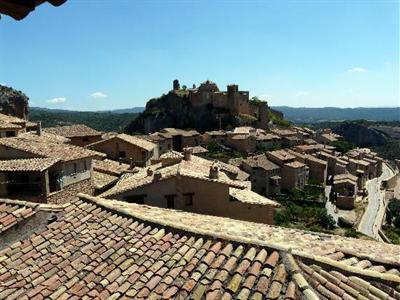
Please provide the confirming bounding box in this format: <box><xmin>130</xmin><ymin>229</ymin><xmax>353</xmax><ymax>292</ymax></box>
<box><xmin>129</xmin><ymin>157</ymin><xmax>135</xmax><ymax>169</ymax></box>
<box><xmin>153</xmin><ymin>171</ymin><xmax>162</xmax><ymax>181</ymax></box>
<box><xmin>183</xmin><ymin>147</ymin><xmax>192</xmax><ymax>161</ymax></box>
<box><xmin>209</xmin><ymin>163</ymin><xmax>219</xmax><ymax>179</ymax></box>
<box><xmin>147</xmin><ymin>168</ymin><xmax>153</xmax><ymax>176</ymax></box>
<box><xmin>36</xmin><ymin>121</ymin><xmax>42</xmax><ymax>136</ymax></box>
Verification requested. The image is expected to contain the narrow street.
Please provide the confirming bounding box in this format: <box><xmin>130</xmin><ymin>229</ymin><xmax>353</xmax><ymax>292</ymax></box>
<box><xmin>357</xmin><ymin>163</ymin><xmax>394</xmax><ymax>240</ymax></box>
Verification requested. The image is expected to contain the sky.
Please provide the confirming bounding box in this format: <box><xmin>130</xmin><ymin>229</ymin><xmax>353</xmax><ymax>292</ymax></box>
<box><xmin>0</xmin><ymin>0</ymin><xmax>399</xmax><ymax>111</ymax></box>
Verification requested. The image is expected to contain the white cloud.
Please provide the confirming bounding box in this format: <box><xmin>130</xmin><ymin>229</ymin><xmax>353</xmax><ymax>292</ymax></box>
<box><xmin>347</xmin><ymin>67</ymin><xmax>368</xmax><ymax>73</ymax></box>
<box><xmin>90</xmin><ymin>92</ymin><xmax>108</xmax><ymax>99</ymax></box>
<box><xmin>295</xmin><ymin>91</ymin><xmax>308</xmax><ymax>97</ymax></box>
<box><xmin>47</xmin><ymin>97</ymin><xmax>66</xmax><ymax>104</ymax></box>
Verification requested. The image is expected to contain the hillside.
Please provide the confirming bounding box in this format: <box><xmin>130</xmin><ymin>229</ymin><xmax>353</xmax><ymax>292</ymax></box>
<box><xmin>272</xmin><ymin>106</ymin><xmax>400</xmax><ymax>123</ymax></box>
<box><xmin>29</xmin><ymin>107</ymin><xmax>138</xmax><ymax>132</ymax></box>
<box><xmin>312</xmin><ymin>120</ymin><xmax>400</xmax><ymax>161</ymax></box>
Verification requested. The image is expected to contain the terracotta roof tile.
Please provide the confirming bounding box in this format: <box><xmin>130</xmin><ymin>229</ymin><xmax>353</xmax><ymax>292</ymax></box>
<box><xmin>0</xmin><ymin>200</ymin><xmax>38</xmax><ymax>233</ymax></box>
<box><xmin>0</xmin><ymin>158</ymin><xmax>59</xmax><ymax>172</ymax></box>
<box><xmin>0</xmin><ymin>136</ymin><xmax>105</xmax><ymax>162</ymax></box>
<box><xmin>44</xmin><ymin>124</ymin><xmax>102</xmax><ymax>138</ymax></box>
<box><xmin>0</xmin><ymin>195</ymin><xmax>399</xmax><ymax>299</ymax></box>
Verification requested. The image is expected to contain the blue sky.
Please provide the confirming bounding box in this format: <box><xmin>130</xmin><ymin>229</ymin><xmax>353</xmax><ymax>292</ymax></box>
<box><xmin>0</xmin><ymin>0</ymin><xmax>398</xmax><ymax>110</ymax></box>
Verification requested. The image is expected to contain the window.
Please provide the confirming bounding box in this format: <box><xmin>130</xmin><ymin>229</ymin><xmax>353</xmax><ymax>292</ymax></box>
<box><xmin>124</xmin><ymin>194</ymin><xmax>146</xmax><ymax>204</ymax></box>
<box><xmin>183</xmin><ymin>193</ymin><xmax>194</xmax><ymax>206</ymax></box>
<box><xmin>82</xmin><ymin>137</ymin><xmax>89</xmax><ymax>142</ymax></box>
<box><xmin>119</xmin><ymin>151</ymin><xmax>126</xmax><ymax>158</ymax></box>
<box><xmin>6</xmin><ymin>131</ymin><xmax>15</xmax><ymax>137</ymax></box>
<box><xmin>73</xmin><ymin>163</ymin><xmax>78</xmax><ymax>173</ymax></box>
<box><xmin>165</xmin><ymin>194</ymin><xmax>176</xmax><ymax>208</ymax></box>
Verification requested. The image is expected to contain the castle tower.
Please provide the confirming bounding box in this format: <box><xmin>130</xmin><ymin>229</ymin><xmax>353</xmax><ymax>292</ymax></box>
<box><xmin>173</xmin><ymin>79</ymin><xmax>180</xmax><ymax>91</ymax></box>
<box><xmin>227</xmin><ymin>84</ymin><xmax>239</xmax><ymax>113</ymax></box>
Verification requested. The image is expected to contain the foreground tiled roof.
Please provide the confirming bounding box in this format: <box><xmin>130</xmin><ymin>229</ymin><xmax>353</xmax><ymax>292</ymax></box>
<box><xmin>0</xmin><ymin>199</ymin><xmax>37</xmax><ymax>233</ymax></box>
<box><xmin>0</xmin><ymin>137</ymin><xmax>105</xmax><ymax>162</ymax></box>
<box><xmin>1</xmin><ymin>195</ymin><xmax>399</xmax><ymax>299</ymax></box>
<box><xmin>0</xmin><ymin>158</ymin><xmax>59</xmax><ymax>172</ymax></box>
<box><xmin>44</xmin><ymin>124</ymin><xmax>102</xmax><ymax>138</ymax></box>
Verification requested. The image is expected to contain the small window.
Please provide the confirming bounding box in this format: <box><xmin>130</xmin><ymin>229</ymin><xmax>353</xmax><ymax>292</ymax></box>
<box><xmin>73</xmin><ymin>163</ymin><xmax>78</xmax><ymax>173</ymax></box>
<box><xmin>6</xmin><ymin>131</ymin><xmax>15</xmax><ymax>137</ymax></box>
<box><xmin>165</xmin><ymin>195</ymin><xmax>176</xmax><ymax>208</ymax></box>
<box><xmin>183</xmin><ymin>193</ymin><xmax>194</xmax><ymax>206</ymax></box>
<box><xmin>119</xmin><ymin>151</ymin><xmax>126</xmax><ymax>158</ymax></box>
<box><xmin>83</xmin><ymin>137</ymin><xmax>89</xmax><ymax>142</ymax></box>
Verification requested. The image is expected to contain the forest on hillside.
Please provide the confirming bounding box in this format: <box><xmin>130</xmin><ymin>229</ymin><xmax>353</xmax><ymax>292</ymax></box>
<box><xmin>29</xmin><ymin>109</ymin><xmax>138</xmax><ymax>132</ymax></box>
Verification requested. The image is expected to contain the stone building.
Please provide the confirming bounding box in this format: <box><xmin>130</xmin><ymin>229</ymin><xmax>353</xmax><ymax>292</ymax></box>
<box><xmin>0</xmin><ymin>112</ymin><xmax>36</xmax><ymax>138</ymax></box>
<box><xmin>87</xmin><ymin>133</ymin><xmax>157</xmax><ymax>167</ymax></box>
<box><xmin>183</xmin><ymin>80</ymin><xmax>269</xmax><ymax>129</ymax></box>
<box><xmin>44</xmin><ymin>124</ymin><xmax>102</xmax><ymax>147</ymax></box>
<box><xmin>101</xmin><ymin>151</ymin><xmax>278</xmax><ymax>225</ymax></box>
<box><xmin>0</xmin><ymin>135</ymin><xmax>104</xmax><ymax>203</ymax></box>
<box><xmin>333</xmin><ymin>173</ymin><xmax>358</xmax><ymax>209</ymax></box>
<box><xmin>241</xmin><ymin>154</ymin><xmax>281</xmax><ymax>197</ymax></box>
<box><xmin>288</xmin><ymin>149</ymin><xmax>327</xmax><ymax>185</ymax></box>
<box><xmin>266</xmin><ymin>150</ymin><xmax>308</xmax><ymax>190</ymax></box>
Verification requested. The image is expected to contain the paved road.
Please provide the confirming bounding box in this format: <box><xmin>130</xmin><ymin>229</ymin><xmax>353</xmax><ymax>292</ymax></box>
<box><xmin>357</xmin><ymin>163</ymin><xmax>394</xmax><ymax>240</ymax></box>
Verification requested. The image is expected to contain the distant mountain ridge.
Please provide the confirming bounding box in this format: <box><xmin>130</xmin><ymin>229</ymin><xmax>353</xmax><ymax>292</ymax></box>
<box><xmin>271</xmin><ymin>106</ymin><xmax>399</xmax><ymax>123</ymax></box>
<box><xmin>30</xmin><ymin>106</ymin><xmax>399</xmax><ymax>123</ymax></box>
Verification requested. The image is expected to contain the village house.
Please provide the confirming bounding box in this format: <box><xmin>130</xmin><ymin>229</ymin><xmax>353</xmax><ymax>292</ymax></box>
<box><xmin>224</xmin><ymin>127</ymin><xmax>282</xmax><ymax>154</ymax></box>
<box><xmin>241</xmin><ymin>154</ymin><xmax>281</xmax><ymax>197</ymax></box>
<box><xmin>316</xmin><ymin>129</ymin><xmax>342</xmax><ymax>146</ymax></box>
<box><xmin>333</xmin><ymin>173</ymin><xmax>358</xmax><ymax>209</ymax></box>
<box><xmin>158</xmin><ymin>128</ymin><xmax>201</xmax><ymax>152</ymax></box>
<box><xmin>266</xmin><ymin>149</ymin><xmax>308</xmax><ymax>190</ymax></box>
<box><xmin>138</xmin><ymin>132</ymin><xmax>173</xmax><ymax>156</ymax></box>
<box><xmin>44</xmin><ymin>124</ymin><xmax>103</xmax><ymax>147</ymax></box>
<box><xmin>202</xmin><ymin>130</ymin><xmax>227</xmax><ymax>145</ymax></box>
<box><xmin>288</xmin><ymin>149</ymin><xmax>327</xmax><ymax>184</ymax></box>
<box><xmin>0</xmin><ymin>134</ymin><xmax>104</xmax><ymax>203</ymax></box>
<box><xmin>0</xmin><ymin>195</ymin><xmax>399</xmax><ymax>299</ymax></box>
<box><xmin>100</xmin><ymin>149</ymin><xmax>276</xmax><ymax>224</ymax></box>
<box><xmin>87</xmin><ymin>133</ymin><xmax>158</xmax><ymax>167</ymax></box>
<box><xmin>271</xmin><ymin>128</ymin><xmax>301</xmax><ymax>147</ymax></box>
<box><xmin>0</xmin><ymin>112</ymin><xmax>36</xmax><ymax>137</ymax></box>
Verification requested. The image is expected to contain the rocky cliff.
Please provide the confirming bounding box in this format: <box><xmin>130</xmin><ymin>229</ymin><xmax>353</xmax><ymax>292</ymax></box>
<box><xmin>125</xmin><ymin>91</ymin><xmax>270</xmax><ymax>134</ymax></box>
<box><xmin>0</xmin><ymin>85</ymin><xmax>29</xmax><ymax>119</ymax></box>
<box><xmin>332</xmin><ymin>123</ymin><xmax>386</xmax><ymax>147</ymax></box>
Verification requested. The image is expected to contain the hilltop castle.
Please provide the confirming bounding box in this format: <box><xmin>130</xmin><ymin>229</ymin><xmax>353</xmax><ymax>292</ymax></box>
<box><xmin>174</xmin><ymin>79</ymin><xmax>269</xmax><ymax>129</ymax></box>
<box><xmin>126</xmin><ymin>80</ymin><xmax>270</xmax><ymax>134</ymax></box>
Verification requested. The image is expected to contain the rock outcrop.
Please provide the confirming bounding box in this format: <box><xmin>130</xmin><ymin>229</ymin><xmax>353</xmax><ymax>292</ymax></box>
<box><xmin>125</xmin><ymin>80</ymin><xmax>271</xmax><ymax>134</ymax></box>
<box><xmin>0</xmin><ymin>85</ymin><xmax>29</xmax><ymax>120</ymax></box>
<box><xmin>333</xmin><ymin>123</ymin><xmax>386</xmax><ymax>147</ymax></box>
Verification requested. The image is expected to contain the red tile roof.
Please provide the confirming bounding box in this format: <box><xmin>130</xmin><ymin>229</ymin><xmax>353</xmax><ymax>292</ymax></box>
<box><xmin>0</xmin><ymin>195</ymin><xmax>399</xmax><ymax>299</ymax></box>
<box><xmin>0</xmin><ymin>200</ymin><xmax>37</xmax><ymax>233</ymax></box>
